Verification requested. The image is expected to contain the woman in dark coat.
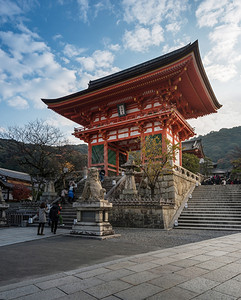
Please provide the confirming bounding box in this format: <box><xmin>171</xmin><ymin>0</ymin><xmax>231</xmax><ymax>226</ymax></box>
<box><xmin>49</xmin><ymin>203</ymin><xmax>59</xmax><ymax>234</ymax></box>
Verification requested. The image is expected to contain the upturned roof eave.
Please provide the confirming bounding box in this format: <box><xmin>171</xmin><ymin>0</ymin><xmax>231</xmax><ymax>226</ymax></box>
<box><xmin>42</xmin><ymin>40</ymin><xmax>222</xmax><ymax>111</ymax></box>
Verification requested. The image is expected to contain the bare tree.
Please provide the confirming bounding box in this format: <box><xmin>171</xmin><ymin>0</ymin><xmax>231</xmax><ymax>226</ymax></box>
<box><xmin>1</xmin><ymin>119</ymin><xmax>68</xmax><ymax>200</ymax></box>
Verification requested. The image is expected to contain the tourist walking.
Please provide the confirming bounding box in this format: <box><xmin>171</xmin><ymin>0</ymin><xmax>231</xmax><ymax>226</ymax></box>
<box><xmin>49</xmin><ymin>203</ymin><xmax>59</xmax><ymax>234</ymax></box>
<box><xmin>37</xmin><ymin>202</ymin><xmax>48</xmax><ymax>235</ymax></box>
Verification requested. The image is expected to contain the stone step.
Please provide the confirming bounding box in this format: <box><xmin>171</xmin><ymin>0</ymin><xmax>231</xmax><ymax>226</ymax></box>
<box><xmin>175</xmin><ymin>226</ymin><xmax>241</xmax><ymax>231</ymax></box>
<box><xmin>184</xmin><ymin>204</ymin><xmax>241</xmax><ymax>207</ymax></box>
<box><xmin>182</xmin><ymin>212</ymin><xmax>241</xmax><ymax>215</ymax></box>
<box><xmin>176</xmin><ymin>185</ymin><xmax>241</xmax><ymax>231</ymax></box>
<box><xmin>177</xmin><ymin>222</ymin><xmax>241</xmax><ymax>228</ymax></box>
<box><xmin>179</xmin><ymin>217</ymin><xmax>241</xmax><ymax>222</ymax></box>
<box><xmin>178</xmin><ymin>219</ymin><xmax>241</xmax><ymax>225</ymax></box>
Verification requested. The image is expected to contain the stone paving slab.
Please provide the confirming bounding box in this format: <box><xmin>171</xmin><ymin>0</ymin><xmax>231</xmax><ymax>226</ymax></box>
<box><xmin>1</xmin><ymin>230</ymin><xmax>241</xmax><ymax>299</ymax></box>
<box><xmin>0</xmin><ymin>227</ymin><xmax>69</xmax><ymax>247</ymax></box>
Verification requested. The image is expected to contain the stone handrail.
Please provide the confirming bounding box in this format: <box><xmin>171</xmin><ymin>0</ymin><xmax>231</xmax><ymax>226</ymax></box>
<box><xmin>173</xmin><ymin>165</ymin><xmax>202</xmax><ymax>182</ymax></box>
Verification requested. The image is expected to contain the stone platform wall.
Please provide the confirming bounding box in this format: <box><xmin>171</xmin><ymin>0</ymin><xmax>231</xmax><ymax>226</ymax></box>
<box><xmin>109</xmin><ymin>166</ymin><xmax>201</xmax><ymax>229</ymax></box>
<box><xmin>110</xmin><ymin>204</ymin><xmax>164</xmax><ymax>228</ymax></box>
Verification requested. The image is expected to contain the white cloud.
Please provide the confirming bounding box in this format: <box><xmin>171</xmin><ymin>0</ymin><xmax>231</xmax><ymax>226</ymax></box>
<box><xmin>123</xmin><ymin>24</ymin><xmax>164</xmax><ymax>52</ymax></box>
<box><xmin>93</xmin><ymin>50</ymin><xmax>115</xmax><ymax>68</ymax></box>
<box><xmin>166</xmin><ymin>22</ymin><xmax>181</xmax><ymax>33</ymax></box>
<box><xmin>0</xmin><ymin>30</ymin><xmax>48</xmax><ymax>60</ymax></box>
<box><xmin>189</xmin><ymin>103</ymin><xmax>241</xmax><ymax>137</ymax></box>
<box><xmin>205</xmin><ymin>64</ymin><xmax>237</xmax><ymax>82</ymax></box>
<box><xmin>122</xmin><ymin>0</ymin><xmax>188</xmax><ymax>25</ymax></box>
<box><xmin>121</xmin><ymin>0</ymin><xmax>188</xmax><ymax>52</ymax></box>
<box><xmin>206</xmin><ymin>25</ymin><xmax>241</xmax><ymax>62</ymax></box>
<box><xmin>78</xmin><ymin>57</ymin><xmax>95</xmax><ymax>72</ymax></box>
<box><xmin>0</xmin><ymin>0</ymin><xmax>22</xmax><ymax>18</ymax></box>
<box><xmin>108</xmin><ymin>43</ymin><xmax>121</xmax><ymax>51</ymax></box>
<box><xmin>196</xmin><ymin>0</ymin><xmax>241</xmax><ymax>28</ymax></box>
<box><xmin>53</xmin><ymin>34</ymin><xmax>62</xmax><ymax>41</ymax></box>
<box><xmin>0</xmin><ymin>26</ymin><xmax>77</xmax><ymax>109</ymax></box>
<box><xmin>7</xmin><ymin>95</ymin><xmax>29</xmax><ymax>109</ymax></box>
<box><xmin>196</xmin><ymin>0</ymin><xmax>241</xmax><ymax>84</ymax></box>
<box><xmin>77</xmin><ymin>50</ymin><xmax>116</xmax><ymax>73</ymax></box>
<box><xmin>45</xmin><ymin>113</ymin><xmax>82</xmax><ymax>144</ymax></box>
<box><xmin>45</xmin><ymin>113</ymin><xmax>78</xmax><ymax>128</ymax></box>
<box><xmin>77</xmin><ymin>0</ymin><xmax>89</xmax><ymax>23</ymax></box>
<box><xmin>63</xmin><ymin>43</ymin><xmax>86</xmax><ymax>57</ymax></box>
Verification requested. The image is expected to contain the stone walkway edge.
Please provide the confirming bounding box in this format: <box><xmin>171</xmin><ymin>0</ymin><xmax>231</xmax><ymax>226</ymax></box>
<box><xmin>1</xmin><ymin>232</ymin><xmax>241</xmax><ymax>299</ymax></box>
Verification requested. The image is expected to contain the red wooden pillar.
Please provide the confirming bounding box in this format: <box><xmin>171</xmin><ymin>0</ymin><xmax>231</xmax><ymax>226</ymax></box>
<box><xmin>88</xmin><ymin>143</ymin><xmax>92</xmax><ymax>168</ymax></box>
<box><xmin>116</xmin><ymin>149</ymin><xmax>119</xmax><ymax>175</ymax></box>
<box><xmin>140</xmin><ymin>131</ymin><xmax>145</xmax><ymax>164</ymax></box>
<box><xmin>179</xmin><ymin>141</ymin><xmax>182</xmax><ymax>166</ymax></box>
<box><xmin>104</xmin><ymin>141</ymin><xmax>108</xmax><ymax>176</ymax></box>
<box><xmin>162</xmin><ymin>128</ymin><xmax>167</xmax><ymax>153</ymax></box>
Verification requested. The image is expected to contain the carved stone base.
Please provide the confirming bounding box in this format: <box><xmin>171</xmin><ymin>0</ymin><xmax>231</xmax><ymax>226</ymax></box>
<box><xmin>71</xmin><ymin>200</ymin><xmax>115</xmax><ymax>236</ymax></box>
<box><xmin>40</xmin><ymin>192</ymin><xmax>58</xmax><ymax>204</ymax></box>
<box><xmin>71</xmin><ymin>222</ymin><xmax>114</xmax><ymax>236</ymax></box>
<box><xmin>0</xmin><ymin>203</ymin><xmax>9</xmax><ymax>227</ymax></box>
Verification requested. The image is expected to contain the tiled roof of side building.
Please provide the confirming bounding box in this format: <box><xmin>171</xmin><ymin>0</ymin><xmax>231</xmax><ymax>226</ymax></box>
<box><xmin>0</xmin><ymin>168</ymin><xmax>31</xmax><ymax>183</ymax></box>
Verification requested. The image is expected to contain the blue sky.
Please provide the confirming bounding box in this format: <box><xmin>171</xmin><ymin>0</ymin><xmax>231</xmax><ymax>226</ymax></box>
<box><xmin>0</xmin><ymin>0</ymin><xmax>241</xmax><ymax>144</ymax></box>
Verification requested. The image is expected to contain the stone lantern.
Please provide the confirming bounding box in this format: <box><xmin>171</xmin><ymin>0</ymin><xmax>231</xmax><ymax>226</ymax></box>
<box><xmin>120</xmin><ymin>159</ymin><xmax>138</xmax><ymax>199</ymax></box>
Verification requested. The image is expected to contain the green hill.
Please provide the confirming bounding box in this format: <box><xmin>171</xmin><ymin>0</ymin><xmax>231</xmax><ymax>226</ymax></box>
<box><xmin>0</xmin><ymin>139</ymin><xmax>88</xmax><ymax>173</ymax></box>
<box><xmin>196</xmin><ymin>126</ymin><xmax>241</xmax><ymax>168</ymax></box>
<box><xmin>1</xmin><ymin>126</ymin><xmax>240</xmax><ymax>172</ymax></box>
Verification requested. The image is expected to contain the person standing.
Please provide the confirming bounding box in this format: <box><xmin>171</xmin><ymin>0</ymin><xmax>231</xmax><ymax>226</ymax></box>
<box><xmin>61</xmin><ymin>188</ymin><xmax>68</xmax><ymax>204</ymax></box>
<box><xmin>99</xmin><ymin>169</ymin><xmax>105</xmax><ymax>183</ymax></box>
<box><xmin>49</xmin><ymin>203</ymin><xmax>59</xmax><ymax>234</ymax></box>
<box><xmin>68</xmin><ymin>183</ymin><xmax>74</xmax><ymax>203</ymax></box>
<box><xmin>37</xmin><ymin>202</ymin><xmax>48</xmax><ymax>235</ymax></box>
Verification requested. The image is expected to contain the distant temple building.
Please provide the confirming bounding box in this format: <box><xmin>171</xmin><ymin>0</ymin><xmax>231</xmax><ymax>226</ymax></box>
<box><xmin>0</xmin><ymin>168</ymin><xmax>32</xmax><ymax>201</ymax></box>
<box><xmin>42</xmin><ymin>41</ymin><xmax>221</xmax><ymax>176</ymax></box>
<box><xmin>182</xmin><ymin>139</ymin><xmax>205</xmax><ymax>159</ymax></box>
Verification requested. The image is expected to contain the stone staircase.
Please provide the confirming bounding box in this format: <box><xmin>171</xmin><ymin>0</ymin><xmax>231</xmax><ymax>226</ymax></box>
<box><xmin>60</xmin><ymin>176</ymin><xmax>122</xmax><ymax>229</ymax></box>
<box><xmin>176</xmin><ymin>185</ymin><xmax>241</xmax><ymax>230</ymax></box>
<box><xmin>59</xmin><ymin>203</ymin><xmax>76</xmax><ymax>229</ymax></box>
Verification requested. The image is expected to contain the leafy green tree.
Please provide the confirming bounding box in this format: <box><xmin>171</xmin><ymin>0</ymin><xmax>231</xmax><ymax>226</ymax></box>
<box><xmin>200</xmin><ymin>157</ymin><xmax>213</xmax><ymax>176</ymax></box>
<box><xmin>182</xmin><ymin>153</ymin><xmax>200</xmax><ymax>174</ymax></box>
<box><xmin>230</xmin><ymin>147</ymin><xmax>241</xmax><ymax>180</ymax></box>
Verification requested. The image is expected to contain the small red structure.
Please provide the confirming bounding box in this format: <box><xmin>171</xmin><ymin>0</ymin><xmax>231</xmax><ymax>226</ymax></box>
<box><xmin>42</xmin><ymin>41</ymin><xmax>221</xmax><ymax>176</ymax></box>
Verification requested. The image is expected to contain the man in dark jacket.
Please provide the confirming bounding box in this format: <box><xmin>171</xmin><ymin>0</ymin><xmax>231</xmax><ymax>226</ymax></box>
<box><xmin>49</xmin><ymin>203</ymin><xmax>59</xmax><ymax>234</ymax></box>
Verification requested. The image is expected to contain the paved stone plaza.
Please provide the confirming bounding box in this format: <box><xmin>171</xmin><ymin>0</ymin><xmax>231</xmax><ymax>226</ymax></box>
<box><xmin>0</xmin><ymin>227</ymin><xmax>241</xmax><ymax>299</ymax></box>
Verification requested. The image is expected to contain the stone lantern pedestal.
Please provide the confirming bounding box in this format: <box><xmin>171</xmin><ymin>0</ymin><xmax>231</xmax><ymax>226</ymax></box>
<box><xmin>40</xmin><ymin>180</ymin><xmax>58</xmax><ymax>204</ymax></box>
<box><xmin>71</xmin><ymin>200</ymin><xmax>114</xmax><ymax>236</ymax></box>
<box><xmin>120</xmin><ymin>160</ymin><xmax>139</xmax><ymax>200</ymax></box>
<box><xmin>0</xmin><ymin>187</ymin><xmax>9</xmax><ymax>227</ymax></box>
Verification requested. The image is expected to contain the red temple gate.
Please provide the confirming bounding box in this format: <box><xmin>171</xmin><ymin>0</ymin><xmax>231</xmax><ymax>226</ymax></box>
<box><xmin>42</xmin><ymin>41</ymin><xmax>221</xmax><ymax>176</ymax></box>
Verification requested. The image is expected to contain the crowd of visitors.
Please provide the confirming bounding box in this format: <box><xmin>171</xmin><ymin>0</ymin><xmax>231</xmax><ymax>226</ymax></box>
<box><xmin>202</xmin><ymin>175</ymin><xmax>241</xmax><ymax>185</ymax></box>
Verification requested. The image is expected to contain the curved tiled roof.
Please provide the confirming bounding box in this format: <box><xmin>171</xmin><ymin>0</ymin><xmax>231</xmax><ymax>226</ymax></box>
<box><xmin>42</xmin><ymin>41</ymin><xmax>221</xmax><ymax>111</ymax></box>
<box><xmin>0</xmin><ymin>168</ymin><xmax>31</xmax><ymax>183</ymax></box>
